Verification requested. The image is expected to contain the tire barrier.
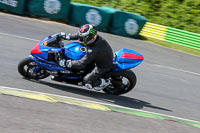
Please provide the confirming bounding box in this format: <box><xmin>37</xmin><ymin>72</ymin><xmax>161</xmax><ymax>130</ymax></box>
<box><xmin>69</xmin><ymin>3</ymin><xmax>116</xmax><ymax>32</ymax></box>
<box><xmin>26</xmin><ymin>0</ymin><xmax>70</xmax><ymax>19</ymax></box>
<box><xmin>110</xmin><ymin>11</ymin><xmax>147</xmax><ymax>38</ymax></box>
<box><xmin>140</xmin><ymin>22</ymin><xmax>200</xmax><ymax>50</ymax></box>
<box><xmin>0</xmin><ymin>0</ymin><xmax>26</xmax><ymax>14</ymax></box>
<box><xmin>0</xmin><ymin>1</ymin><xmax>147</xmax><ymax>38</ymax></box>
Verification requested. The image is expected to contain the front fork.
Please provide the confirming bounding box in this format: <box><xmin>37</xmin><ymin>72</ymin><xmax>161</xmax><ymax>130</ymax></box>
<box><xmin>28</xmin><ymin>55</ymin><xmax>41</xmax><ymax>73</ymax></box>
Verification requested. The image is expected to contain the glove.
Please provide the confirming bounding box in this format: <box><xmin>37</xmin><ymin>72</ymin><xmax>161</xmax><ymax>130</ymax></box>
<box><xmin>60</xmin><ymin>32</ymin><xmax>71</xmax><ymax>40</ymax></box>
<box><xmin>66</xmin><ymin>60</ymin><xmax>72</xmax><ymax>68</ymax></box>
<box><xmin>60</xmin><ymin>32</ymin><xmax>66</xmax><ymax>38</ymax></box>
<box><xmin>58</xmin><ymin>59</ymin><xmax>72</xmax><ymax>68</ymax></box>
<box><xmin>65</xmin><ymin>34</ymin><xmax>71</xmax><ymax>41</ymax></box>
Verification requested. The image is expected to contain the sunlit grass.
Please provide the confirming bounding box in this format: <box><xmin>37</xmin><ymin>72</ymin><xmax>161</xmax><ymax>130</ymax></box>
<box><xmin>146</xmin><ymin>37</ymin><xmax>200</xmax><ymax>56</ymax></box>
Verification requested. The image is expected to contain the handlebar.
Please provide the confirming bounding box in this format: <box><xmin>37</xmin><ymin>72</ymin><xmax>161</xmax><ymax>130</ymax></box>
<box><xmin>56</xmin><ymin>35</ymin><xmax>69</xmax><ymax>48</ymax></box>
<box><xmin>45</xmin><ymin>35</ymin><xmax>65</xmax><ymax>48</ymax></box>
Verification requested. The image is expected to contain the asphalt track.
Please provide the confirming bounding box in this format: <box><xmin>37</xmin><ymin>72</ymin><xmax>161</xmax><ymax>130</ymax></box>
<box><xmin>0</xmin><ymin>12</ymin><xmax>200</xmax><ymax>132</ymax></box>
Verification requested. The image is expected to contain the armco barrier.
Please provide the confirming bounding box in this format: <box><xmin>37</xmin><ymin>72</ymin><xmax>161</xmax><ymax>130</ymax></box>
<box><xmin>110</xmin><ymin>11</ymin><xmax>147</xmax><ymax>38</ymax></box>
<box><xmin>140</xmin><ymin>22</ymin><xmax>200</xmax><ymax>50</ymax></box>
<box><xmin>26</xmin><ymin>0</ymin><xmax>70</xmax><ymax>19</ymax></box>
<box><xmin>0</xmin><ymin>0</ymin><xmax>26</xmax><ymax>14</ymax></box>
<box><xmin>69</xmin><ymin>3</ymin><xmax>116</xmax><ymax>32</ymax></box>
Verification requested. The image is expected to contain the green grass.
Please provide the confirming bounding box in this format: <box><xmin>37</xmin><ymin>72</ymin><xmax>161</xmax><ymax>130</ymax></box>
<box><xmin>146</xmin><ymin>38</ymin><xmax>200</xmax><ymax>56</ymax></box>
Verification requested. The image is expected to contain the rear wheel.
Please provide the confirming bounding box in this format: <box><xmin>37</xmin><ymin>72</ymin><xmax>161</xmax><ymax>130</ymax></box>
<box><xmin>103</xmin><ymin>70</ymin><xmax>137</xmax><ymax>95</ymax></box>
<box><xmin>18</xmin><ymin>57</ymin><xmax>50</xmax><ymax>80</ymax></box>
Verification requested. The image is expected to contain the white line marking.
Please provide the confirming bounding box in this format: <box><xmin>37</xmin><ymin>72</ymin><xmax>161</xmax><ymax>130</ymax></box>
<box><xmin>0</xmin><ymin>86</ymin><xmax>200</xmax><ymax>124</ymax></box>
<box><xmin>0</xmin><ymin>32</ymin><xmax>39</xmax><ymax>42</ymax></box>
<box><xmin>154</xmin><ymin>64</ymin><xmax>200</xmax><ymax>76</ymax></box>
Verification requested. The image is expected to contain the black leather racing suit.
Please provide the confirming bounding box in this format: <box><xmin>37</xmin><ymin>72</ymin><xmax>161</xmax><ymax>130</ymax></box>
<box><xmin>69</xmin><ymin>34</ymin><xmax>113</xmax><ymax>87</ymax></box>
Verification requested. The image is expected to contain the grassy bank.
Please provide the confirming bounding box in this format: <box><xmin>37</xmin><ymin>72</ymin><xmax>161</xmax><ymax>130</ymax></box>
<box><xmin>146</xmin><ymin>38</ymin><xmax>200</xmax><ymax>56</ymax></box>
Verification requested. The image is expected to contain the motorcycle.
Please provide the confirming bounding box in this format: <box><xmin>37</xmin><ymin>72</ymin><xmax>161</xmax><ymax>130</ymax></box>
<box><xmin>18</xmin><ymin>33</ymin><xmax>144</xmax><ymax>95</ymax></box>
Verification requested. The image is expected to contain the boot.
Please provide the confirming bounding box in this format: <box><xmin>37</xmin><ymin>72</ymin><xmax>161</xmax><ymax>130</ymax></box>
<box><xmin>94</xmin><ymin>79</ymin><xmax>110</xmax><ymax>91</ymax></box>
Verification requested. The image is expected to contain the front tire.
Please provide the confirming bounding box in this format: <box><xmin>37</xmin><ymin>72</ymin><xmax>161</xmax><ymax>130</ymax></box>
<box><xmin>18</xmin><ymin>57</ymin><xmax>50</xmax><ymax>80</ymax></box>
<box><xmin>103</xmin><ymin>70</ymin><xmax>137</xmax><ymax>95</ymax></box>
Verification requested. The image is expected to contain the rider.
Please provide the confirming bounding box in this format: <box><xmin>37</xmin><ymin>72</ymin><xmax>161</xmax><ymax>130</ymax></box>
<box><xmin>55</xmin><ymin>24</ymin><xmax>113</xmax><ymax>91</ymax></box>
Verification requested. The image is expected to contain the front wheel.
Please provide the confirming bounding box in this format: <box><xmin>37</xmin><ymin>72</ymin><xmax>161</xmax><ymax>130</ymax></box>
<box><xmin>18</xmin><ymin>57</ymin><xmax>50</xmax><ymax>80</ymax></box>
<box><xmin>103</xmin><ymin>70</ymin><xmax>137</xmax><ymax>95</ymax></box>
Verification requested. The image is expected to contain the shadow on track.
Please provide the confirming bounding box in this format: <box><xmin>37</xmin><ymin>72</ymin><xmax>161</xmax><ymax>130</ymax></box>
<box><xmin>26</xmin><ymin>79</ymin><xmax>172</xmax><ymax>112</ymax></box>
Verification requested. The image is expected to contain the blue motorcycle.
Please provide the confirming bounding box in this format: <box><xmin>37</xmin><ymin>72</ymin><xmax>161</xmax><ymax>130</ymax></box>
<box><xmin>18</xmin><ymin>34</ymin><xmax>144</xmax><ymax>95</ymax></box>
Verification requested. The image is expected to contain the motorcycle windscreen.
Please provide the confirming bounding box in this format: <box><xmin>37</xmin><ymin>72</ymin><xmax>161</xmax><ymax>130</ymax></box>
<box><xmin>114</xmin><ymin>48</ymin><xmax>144</xmax><ymax>71</ymax></box>
<box><xmin>64</xmin><ymin>42</ymin><xmax>87</xmax><ymax>60</ymax></box>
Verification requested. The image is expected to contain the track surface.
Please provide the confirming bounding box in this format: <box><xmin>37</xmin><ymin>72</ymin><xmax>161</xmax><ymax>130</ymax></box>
<box><xmin>0</xmin><ymin>12</ymin><xmax>200</xmax><ymax>132</ymax></box>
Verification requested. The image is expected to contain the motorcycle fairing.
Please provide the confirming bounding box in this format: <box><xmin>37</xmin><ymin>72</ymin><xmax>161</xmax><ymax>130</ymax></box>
<box><xmin>31</xmin><ymin>42</ymin><xmax>42</xmax><ymax>54</ymax></box>
<box><xmin>113</xmin><ymin>48</ymin><xmax>144</xmax><ymax>71</ymax></box>
<box><xmin>29</xmin><ymin>55</ymin><xmax>66</xmax><ymax>72</ymax></box>
<box><xmin>29</xmin><ymin>55</ymin><xmax>82</xmax><ymax>80</ymax></box>
<box><xmin>31</xmin><ymin>41</ymin><xmax>61</xmax><ymax>60</ymax></box>
<box><xmin>31</xmin><ymin>36</ymin><xmax>86</xmax><ymax>60</ymax></box>
<box><xmin>64</xmin><ymin>42</ymin><xmax>87</xmax><ymax>60</ymax></box>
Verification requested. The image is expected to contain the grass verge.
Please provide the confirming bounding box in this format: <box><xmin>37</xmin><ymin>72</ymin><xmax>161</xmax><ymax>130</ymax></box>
<box><xmin>146</xmin><ymin>38</ymin><xmax>200</xmax><ymax>56</ymax></box>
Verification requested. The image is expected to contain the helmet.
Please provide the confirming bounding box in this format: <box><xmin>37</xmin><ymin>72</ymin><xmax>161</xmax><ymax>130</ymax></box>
<box><xmin>78</xmin><ymin>24</ymin><xmax>97</xmax><ymax>46</ymax></box>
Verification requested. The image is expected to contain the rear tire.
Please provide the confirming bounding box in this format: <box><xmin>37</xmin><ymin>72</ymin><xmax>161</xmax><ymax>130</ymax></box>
<box><xmin>103</xmin><ymin>70</ymin><xmax>137</xmax><ymax>95</ymax></box>
<box><xmin>18</xmin><ymin>57</ymin><xmax>50</xmax><ymax>79</ymax></box>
